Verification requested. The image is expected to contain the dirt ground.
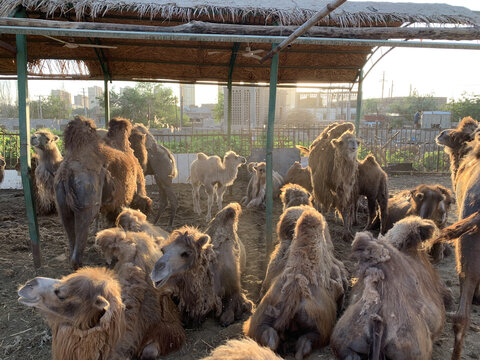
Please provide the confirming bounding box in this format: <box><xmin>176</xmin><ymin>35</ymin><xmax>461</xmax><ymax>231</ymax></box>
<box><xmin>0</xmin><ymin>171</ymin><xmax>479</xmax><ymax>360</ymax></box>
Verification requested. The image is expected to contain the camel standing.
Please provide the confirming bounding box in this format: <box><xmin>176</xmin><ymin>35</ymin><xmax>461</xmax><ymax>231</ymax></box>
<box><xmin>190</xmin><ymin>151</ymin><xmax>246</xmax><ymax>221</ymax></box>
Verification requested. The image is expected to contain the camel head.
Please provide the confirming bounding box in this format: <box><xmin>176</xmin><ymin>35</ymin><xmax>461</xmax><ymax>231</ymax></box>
<box><xmin>409</xmin><ymin>185</ymin><xmax>446</xmax><ymax>221</ymax></box>
<box><xmin>432</xmin><ymin>186</ymin><xmax>455</xmax><ymax>228</ymax></box>
<box><xmin>280</xmin><ymin>184</ymin><xmax>312</xmax><ymax>210</ymax></box>
<box><xmin>277</xmin><ymin>205</ymin><xmax>309</xmax><ymax>243</ymax></box>
<box><xmin>206</xmin><ymin>202</ymin><xmax>242</xmax><ymax>237</ymax></box>
<box><xmin>96</xmin><ymin>227</ymin><xmax>136</xmax><ymax>265</ymax></box>
<box><xmin>64</xmin><ymin>116</ymin><xmax>98</xmax><ymax>151</ymax></box>
<box><xmin>224</xmin><ymin>151</ymin><xmax>246</xmax><ymax>168</ymax></box>
<box><xmin>129</xmin><ymin>128</ymin><xmax>147</xmax><ymax>146</ymax></box>
<box><xmin>331</xmin><ymin>131</ymin><xmax>359</xmax><ymax>160</ymax></box>
<box><xmin>18</xmin><ymin>267</ymin><xmax>123</xmax><ymax>330</ymax></box>
<box><xmin>254</xmin><ymin>162</ymin><xmax>266</xmax><ymax>179</ymax></box>
<box><xmin>115</xmin><ymin>207</ymin><xmax>147</xmax><ymax>233</ymax></box>
<box><xmin>436</xmin><ymin>129</ymin><xmax>461</xmax><ymax>149</ymax></box>
<box><xmin>151</xmin><ymin>226</ymin><xmax>210</xmax><ymax>289</ymax></box>
<box><xmin>31</xmin><ymin>129</ymin><xmax>59</xmax><ymax>153</ymax></box>
<box><xmin>107</xmin><ymin>117</ymin><xmax>133</xmax><ymax>139</ymax></box>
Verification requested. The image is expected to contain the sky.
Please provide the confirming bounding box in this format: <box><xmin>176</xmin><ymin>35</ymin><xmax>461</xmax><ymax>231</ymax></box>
<box><xmin>2</xmin><ymin>0</ymin><xmax>480</xmax><ymax>107</ymax></box>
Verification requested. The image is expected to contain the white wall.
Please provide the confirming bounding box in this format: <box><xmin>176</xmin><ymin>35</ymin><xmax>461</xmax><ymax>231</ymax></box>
<box><xmin>0</xmin><ymin>170</ymin><xmax>23</xmax><ymax>190</ymax></box>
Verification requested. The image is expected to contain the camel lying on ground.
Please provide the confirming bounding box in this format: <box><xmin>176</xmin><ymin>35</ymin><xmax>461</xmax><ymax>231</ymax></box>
<box><xmin>245</xmin><ymin>208</ymin><xmax>347</xmax><ymax>359</ymax></box>
<box><xmin>279</xmin><ymin>183</ymin><xmax>312</xmax><ymax>211</ymax></box>
<box><xmin>331</xmin><ymin>217</ymin><xmax>447</xmax><ymax>360</ymax></box>
<box><xmin>242</xmin><ymin>162</ymin><xmax>284</xmax><ymax>209</ymax></box>
<box><xmin>298</xmin><ymin>123</ymin><xmax>359</xmax><ymax>237</ymax></box>
<box><xmin>31</xmin><ymin>129</ymin><xmax>63</xmax><ymax>215</ymax></box>
<box><xmin>201</xmin><ymin>338</ymin><xmax>283</xmax><ymax>360</ymax></box>
<box><xmin>190</xmin><ymin>151</ymin><xmax>246</xmax><ymax>221</ymax></box>
<box><xmin>54</xmin><ymin>116</ymin><xmax>146</xmax><ymax>269</ymax></box>
<box><xmin>18</xmin><ymin>267</ymin><xmax>126</xmax><ymax>360</ymax></box>
<box><xmin>116</xmin><ymin>207</ymin><xmax>169</xmax><ymax>240</ymax></box>
<box><xmin>133</xmin><ymin>123</ymin><xmax>178</xmax><ymax>228</ymax></box>
<box><xmin>105</xmin><ymin>118</ymin><xmax>152</xmax><ymax>216</ymax></box>
<box><xmin>284</xmin><ymin>161</ymin><xmax>312</xmax><ymax>192</ymax></box>
<box><xmin>96</xmin><ymin>227</ymin><xmax>185</xmax><ymax>359</ymax></box>
<box><xmin>151</xmin><ymin>205</ymin><xmax>253</xmax><ymax>327</ymax></box>
<box><xmin>356</xmin><ymin>154</ymin><xmax>388</xmax><ymax>233</ymax></box>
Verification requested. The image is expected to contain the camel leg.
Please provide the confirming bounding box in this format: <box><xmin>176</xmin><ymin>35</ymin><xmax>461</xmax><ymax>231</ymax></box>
<box><xmin>364</xmin><ymin>197</ymin><xmax>377</xmax><ymax>231</ymax></box>
<box><xmin>153</xmin><ymin>186</ymin><xmax>168</xmax><ymax>224</ymax></box>
<box><xmin>205</xmin><ymin>184</ymin><xmax>214</xmax><ymax>222</ymax></box>
<box><xmin>452</xmin><ymin>276</ymin><xmax>477</xmax><ymax>360</ymax></box>
<box><xmin>164</xmin><ymin>184</ymin><xmax>178</xmax><ymax>229</ymax></box>
<box><xmin>71</xmin><ymin>209</ymin><xmax>94</xmax><ymax>269</ymax></box>
<box><xmin>58</xmin><ymin>208</ymin><xmax>76</xmax><ymax>256</ymax></box>
<box><xmin>216</xmin><ymin>184</ymin><xmax>226</xmax><ymax>211</ymax></box>
<box><xmin>295</xmin><ymin>332</ymin><xmax>320</xmax><ymax>360</ymax></box>
<box><xmin>353</xmin><ymin>198</ymin><xmax>359</xmax><ymax>226</ymax></box>
<box><xmin>192</xmin><ymin>183</ymin><xmax>201</xmax><ymax>215</ymax></box>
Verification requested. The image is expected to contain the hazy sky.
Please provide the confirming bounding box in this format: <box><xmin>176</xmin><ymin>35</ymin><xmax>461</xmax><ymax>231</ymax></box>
<box><xmin>3</xmin><ymin>0</ymin><xmax>480</xmax><ymax>106</ymax></box>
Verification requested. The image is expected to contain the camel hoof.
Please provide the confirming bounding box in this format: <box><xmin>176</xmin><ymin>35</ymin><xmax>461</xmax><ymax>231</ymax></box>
<box><xmin>141</xmin><ymin>343</ymin><xmax>159</xmax><ymax>360</ymax></box>
<box><xmin>220</xmin><ymin>310</ymin><xmax>234</xmax><ymax>327</ymax></box>
<box><xmin>295</xmin><ymin>337</ymin><xmax>312</xmax><ymax>360</ymax></box>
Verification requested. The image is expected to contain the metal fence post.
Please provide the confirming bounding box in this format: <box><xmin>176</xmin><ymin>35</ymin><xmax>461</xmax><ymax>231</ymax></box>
<box><xmin>15</xmin><ymin>9</ymin><xmax>41</xmax><ymax>268</ymax></box>
<box><xmin>104</xmin><ymin>75</ymin><xmax>110</xmax><ymax>127</ymax></box>
<box><xmin>265</xmin><ymin>45</ymin><xmax>279</xmax><ymax>255</ymax></box>
<box><xmin>355</xmin><ymin>69</ymin><xmax>363</xmax><ymax>134</ymax></box>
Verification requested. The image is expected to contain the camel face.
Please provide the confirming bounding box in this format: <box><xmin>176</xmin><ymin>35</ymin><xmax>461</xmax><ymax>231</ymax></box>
<box><xmin>31</xmin><ymin>130</ymin><xmax>59</xmax><ymax>153</ymax></box>
<box><xmin>151</xmin><ymin>230</ymin><xmax>209</xmax><ymax>289</ymax></box>
<box><xmin>18</xmin><ymin>277</ymin><xmax>61</xmax><ymax>308</ymax></box>
<box><xmin>254</xmin><ymin>163</ymin><xmax>266</xmax><ymax>177</ymax></box>
<box><xmin>332</xmin><ymin>132</ymin><xmax>359</xmax><ymax>159</ymax></box>
<box><xmin>225</xmin><ymin>152</ymin><xmax>246</xmax><ymax>167</ymax></box>
<box><xmin>435</xmin><ymin>129</ymin><xmax>456</xmax><ymax>148</ymax></box>
<box><xmin>410</xmin><ymin>186</ymin><xmax>446</xmax><ymax>221</ymax></box>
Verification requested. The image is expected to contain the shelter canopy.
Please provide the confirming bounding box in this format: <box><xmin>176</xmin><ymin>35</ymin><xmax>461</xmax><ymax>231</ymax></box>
<box><xmin>0</xmin><ymin>0</ymin><xmax>479</xmax><ymax>83</ymax></box>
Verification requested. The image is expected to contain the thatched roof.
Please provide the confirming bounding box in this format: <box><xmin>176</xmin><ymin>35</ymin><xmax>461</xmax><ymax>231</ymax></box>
<box><xmin>0</xmin><ymin>1</ymin><xmax>479</xmax><ymax>83</ymax></box>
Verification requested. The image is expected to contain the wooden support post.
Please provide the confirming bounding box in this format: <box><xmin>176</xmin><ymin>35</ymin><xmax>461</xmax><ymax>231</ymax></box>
<box><xmin>355</xmin><ymin>69</ymin><xmax>363</xmax><ymax>134</ymax></box>
<box><xmin>227</xmin><ymin>43</ymin><xmax>240</xmax><ymax>146</ymax></box>
<box><xmin>104</xmin><ymin>75</ymin><xmax>110</xmax><ymax>127</ymax></box>
<box><xmin>265</xmin><ymin>45</ymin><xmax>279</xmax><ymax>255</ymax></box>
<box><xmin>15</xmin><ymin>10</ymin><xmax>41</xmax><ymax>268</ymax></box>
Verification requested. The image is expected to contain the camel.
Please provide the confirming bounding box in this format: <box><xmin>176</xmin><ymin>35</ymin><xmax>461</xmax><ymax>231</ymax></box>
<box><xmin>331</xmin><ymin>217</ymin><xmax>447</xmax><ymax>360</ymax></box>
<box><xmin>129</xmin><ymin>126</ymin><xmax>148</xmax><ymax>173</ymax></box>
<box><xmin>279</xmin><ymin>183</ymin><xmax>312</xmax><ymax>211</ymax></box>
<box><xmin>95</xmin><ymin>227</ymin><xmax>185</xmax><ymax>358</ymax></box>
<box><xmin>133</xmin><ymin>123</ymin><xmax>178</xmax><ymax>228</ymax></box>
<box><xmin>284</xmin><ymin>161</ymin><xmax>312</xmax><ymax>193</ymax></box>
<box><xmin>18</xmin><ymin>267</ymin><xmax>126</xmax><ymax>360</ymax></box>
<box><xmin>0</xmin><ymin>152</ymin><xmax>4</xmax><ymax>184</ymax></box>
<box><xmin>356</xmin><ymin>154</ymin><xmax>388</xmax><ymax>233</ymax></box>
<box><xmin>190</xmin><ymin>151</ymin><xmax>246</xmax><ymax>221</ymax></box>
<box><xmin>116</xmin><ymin>207</ymin><xmax>169</xmax><ymax>240</ymax></box>
<box><xmin>30</xmin><ymin>129</ymin><xmax>63</xmax><ymax>215</ymax></box>
<box><xmin>55</xmin><ymin>116</ymin><xmax>144</xmax><ymax>269</ymax></box>
<box><xmin>242</xmin><ymin>162</ymin><xmax>284</xmax><ymax>209</ymax></box>
<box><xmin>204</xmin><ymin>202</ymin><xmax>253</xmax><ymax>324</ymax></box>
<box><xmin>105</xmin><ymin>118</ymin><xmax>152</xmax><ymax>216</ymax></box>
<box><xmin>201</xmin><ymin>338</ymin><xmax>283</xmax><ymax>360</ymax></box>
<box><xmin>151</xmin><ymin>218</ymin><xmax>252</xmax><ymax>327</ymax></box>
<box><xmin>436</xmin><ymin>116</ymin><xmax>478</xmax><ymax>190</ymax></box>
<box><xmin>244</xmin><ymin>209</ymin><xmax>347</xmax><ymax>359</ymax></box>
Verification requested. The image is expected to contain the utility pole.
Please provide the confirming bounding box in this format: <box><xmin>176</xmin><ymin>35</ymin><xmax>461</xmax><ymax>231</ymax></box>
<box><xmin>380</xmin><ymin>71</ymin><xmax>386</xmax><ymax>99</ymax></box>
<box><xmin>82</xmin><ymin>88</ymin><xmax>87</xmax><ymax>116</ymax></box>
<box><xmin>180</xmin><ymin>85</ymin><xmax>184</xmax><ymax>128</ymax></box>
<box><xmin>390</xmin><ymin>80</ymin><xmax>394</xmax><ymax>98</ymax></box>
<box><xmin>409</xmin><ymin>84</ymin><xmax>412</xmax><ymax>97</ymax></box>
<box><xmin>38</xmin><ymin>95</ymin><xmax>42</xmax><ymax>119</ymax></box>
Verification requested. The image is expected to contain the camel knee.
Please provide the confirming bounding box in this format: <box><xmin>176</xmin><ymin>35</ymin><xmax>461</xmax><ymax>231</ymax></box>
<box><xmin>141</xmin><ymin>342</ymin><xmax>159</xmax><ymax>360</ymax></box>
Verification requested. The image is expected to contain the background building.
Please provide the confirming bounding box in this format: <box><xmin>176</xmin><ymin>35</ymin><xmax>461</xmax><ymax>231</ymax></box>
<box><xmin>51</xmin><ymin>89</ymin><xmax>71</xmax><ymax>109</ymax></box>
<box><xmin>88</xmin><ymin>86</ymin><xmax>103</xmax><ymax>109</ymax></box>
<box><xmin>73</xmin><ymin>94</ymin><xmax>89</xmax><ymax>109</ymax></box>
<box><xmin>181</xmin><ymin>84</ymin><xmax>195</xmax><ymax>107</ymax></box>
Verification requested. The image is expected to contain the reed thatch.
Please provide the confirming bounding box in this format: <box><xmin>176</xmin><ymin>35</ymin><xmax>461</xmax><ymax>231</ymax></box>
<box><xmin>0</xmin><ymin>1</ymin><xmax>478</xmax><ymax>83</ymax></box>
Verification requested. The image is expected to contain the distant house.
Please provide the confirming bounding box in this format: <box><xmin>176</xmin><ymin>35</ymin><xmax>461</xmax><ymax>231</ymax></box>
<box><xmin>421</xmin><ymin>111</ymin><xmax>451</xmax><ymax>129</ymax></box>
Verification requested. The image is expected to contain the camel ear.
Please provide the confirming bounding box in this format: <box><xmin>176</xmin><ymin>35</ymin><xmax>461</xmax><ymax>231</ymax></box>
<box><xmin>94</xmin><ymin>295</ymin><xmax>110</xmax><ymax>311</ymax></box>
<box><xmin>196</xmin><ymin>235</ymin><xmax>210</xmax><ymax>248</ymax></box>
<box><xmin>53</xmin><ymin>135</ymin><xmax>59</xmax><ymax>142</ymax></box>
<box><xmin>331</xmin><ymin>138</ymin><xmax>341</xmax><ymax>147</ymax></box>
<box><xmin>415</xmin><ymin>192</ymin><xmax>424</xmax><ymax>201</ymax></box>
<box><xmin>418</xmin><ymin>221</ymin><xmax>436</xmax><ymax>242</ymax></box>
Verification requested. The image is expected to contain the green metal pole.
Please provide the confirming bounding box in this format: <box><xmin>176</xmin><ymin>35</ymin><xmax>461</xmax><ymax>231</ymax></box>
<box><xmin>265</xmin><ymin>45</ymin><xmax>279</xmax><ymax>255</ymax></box>
<box><xmin>104</xmin><ymin>75</ymin><xmax>110</xmax><ymax>127</ymax></box>
<box><xmin>15</xmin><ymin>12</ymin><xmax>41</xmax><ymax>268</ymax></box>
<box><xmin>355</xmin><ymin>69</ymin><xmax>363</xmax><ymax>134</ymax></box>
<box><xmin>227</xmin><ymin>43</ymin><xmax>240</xmax><ymax>146</ymax></box>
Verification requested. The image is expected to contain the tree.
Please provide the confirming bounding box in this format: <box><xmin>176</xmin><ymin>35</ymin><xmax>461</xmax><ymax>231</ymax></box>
<box><xmin>30</xmin><ymin>95</ymin><xmax>71</xmax><ymax>119</ymax></box>
<box><xmin>446</xmin><ymin>93</ymin><xmax>480</xmax><ymax>122</ymax></box>
<box><xmin>281</xmin><ymin>108</ymin><xmax>317</xmax><ymax>127</ymax></box>
<box><xmin>107</xmin><ymin>83</ymin><xmax>182</xmax><ymax>128</ymax></box>
<box><xmin>213</xmin><ymin>91</ymin><xmax>224</xmax><ymax>123</ymax></box>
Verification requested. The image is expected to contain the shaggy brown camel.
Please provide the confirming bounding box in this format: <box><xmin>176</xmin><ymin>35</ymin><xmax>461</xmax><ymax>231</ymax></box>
<box><xmin>30</xmin><ymin>129</ymin><xmax>63</xmax><ymax>215</ymax></box>
<box><xmin>244</xmin><ymin>209</ymin><xmax>347</xmax><ymax>359</ymax></box>
<box><xmin>116</xmin><ymin>207</ymin><xmax>169</xmax><ymax>240</ymax></box>
<box><xmin>0</xmin><ymin>152</ymin><xmax>4</xmax><ymax>184</ymax></box>
<box><xmin>201</xmin><ymin>338</ymin><xmax>283</xmax><ymax>360</ymax></box>
<box><xmin>205</xmin><ymin>202</ymin><xmax>253</xmax><ymax>325</ymax></box>
<box><xmin>18</xmin><ymin>267</ymin><xmax>126</xmax><ymax>360</ymax></box>
<box><xmin>55</xmin><ymin>116</ymin><xmax>143</xmax><ymax>269</ymax></box>
<box><xmin>129</xmin><ymin>126</ymin><xmax>148</xmax><ymax>172</ymax></box>
<box><xmin>190</xmin><ymin>151</ymin><xmax>246</xmax><ymax>221</ymax></box>
<box><xmin>96</xmin><ymin>227</ymin><xmax>185</xmax><ymax>358</ymax></box>
<box><xmin>356</xmin><ymin>154</ymin><xmax>388</xmax><ymax>233</ymax></box>
<box><xmin>331</xmin><ymin>217</ymin><xmax>447</xmax><ymax>360</ymax></box>
<box><xmin>436</xmin><ymin>116</ymin><xmax>478</xmax><ymax>190</ymax></box>
<box><xmin>133</xmin><ymin>123</ymin><xmax>178</xmax><ymax>228</ymax></box>
<box><xmin>242</xmin><ymin>162</ymin><xmax>284</xmax><ymax>209</ymax></box>
<box><xmin>105</xmin><ymin>118</ymin><xmax>152</xmax><ymax>216</ymax></box>
<box><xmin>284</xmin><ymin>161</ymin><xmax>312</xmax><ymax>192</ymax></box>
<box><xmin>279</xmin><ymin>183</ymin><xmax>312</xmax><ymax>211</ymax></box>
<box><xmin>151</xmin><ymin>218</ymin><xmax>252</xmax><ymax>327</ymax></box>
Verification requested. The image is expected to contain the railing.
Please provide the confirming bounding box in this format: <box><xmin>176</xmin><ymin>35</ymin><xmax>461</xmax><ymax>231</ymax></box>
<box><xmin>0</xmin><ymin>125</ymin><xmax>450</xmax><ymax>173</ymax></box>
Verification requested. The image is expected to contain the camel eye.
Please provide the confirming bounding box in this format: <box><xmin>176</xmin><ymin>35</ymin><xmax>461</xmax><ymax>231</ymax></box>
<box><xmin>181</xmin><ymin>251</ymin><xmax>189</xmax><ymax>258</ymax></box>
<box><xmin>160</xmin><ymin>247</ymin><xmax>165</xmax><ymax>253</ymax></box>
<box><xmin>54</xmin><ymin>288</ymin><xmax>65</xmax><ymax>301</ymax></box>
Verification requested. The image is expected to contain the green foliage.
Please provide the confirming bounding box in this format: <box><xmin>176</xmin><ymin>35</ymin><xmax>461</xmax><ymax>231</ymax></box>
<box><xmin>0</xmin><ymin>103</ymin><xmax>17</xmax><ymax>118</ymax></box>
<box><xmin>106</xmin><ymin>83</ymin><xmax>183</xmax><ymax>128</ymax></box>
<box><xmin>30</xmin><ymin>95</ymin><xmax>71</xmax><ymax>119</ymax></box>
<box><xmin>280</xmin><ymin>108</ymin><xmax>317</xmax><ymax>127</ymax></box>
<box><xmin>213</xmin><ymin>91</ymin><xmax>224</xmax><ymax>123</ymax></box>
<box><xmin>446</xmin><ymin>93</ymin><xmax>480</xmax><ymax>122</ymax></box>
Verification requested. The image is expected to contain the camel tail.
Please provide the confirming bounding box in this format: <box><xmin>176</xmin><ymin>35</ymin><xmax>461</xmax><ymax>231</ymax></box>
<box><xmin>370</xmin><ymin>315</ymin><xmax>385</xmax><ymax>360</ymax></box>
<box><xmin>296</xmin><ymin>145</ymin><xmax>310</xmax><ymax>156</ymax></box>
<box><xmin>432</xmin><ymin>211</ymin><xmax>480</xmax><ymax>245</ymax></box>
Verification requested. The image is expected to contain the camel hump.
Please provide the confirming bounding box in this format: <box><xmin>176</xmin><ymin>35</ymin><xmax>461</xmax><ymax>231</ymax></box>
<box><xmin>296</xmin><ymin>145</ymin><xmax>310</xmax><ymax>156</ymax></box>
<box><xmin>197</xmin><ymin>153</ymin><xmax>208</xmax><ymax>161</ymax></box>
